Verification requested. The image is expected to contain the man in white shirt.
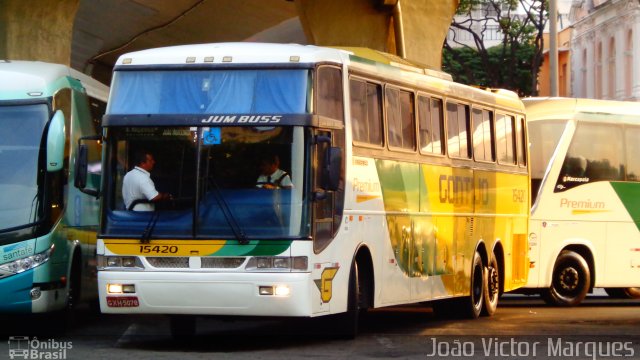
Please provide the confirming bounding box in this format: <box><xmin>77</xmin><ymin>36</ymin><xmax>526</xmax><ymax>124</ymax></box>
<box><xmin>122</xmin><ymin>152</ymin><xmax>171</xmax><ymax>211</ymax></box>
<box><xmin>256</xmin><ymin>154</ymin><xmax>292</xmax><ymax>189</ymax></box>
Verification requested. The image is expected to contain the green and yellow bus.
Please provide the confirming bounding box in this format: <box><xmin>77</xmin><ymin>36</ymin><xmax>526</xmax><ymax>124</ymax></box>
<box><xmin>0</xmin><ymin>61</ymin><xmax>108</xmax><ymax>313</ymax></box>
<box><xmin>80</xmin><ymin>43</ymin><xmax>529</xmax><ymax>338</ymax></box>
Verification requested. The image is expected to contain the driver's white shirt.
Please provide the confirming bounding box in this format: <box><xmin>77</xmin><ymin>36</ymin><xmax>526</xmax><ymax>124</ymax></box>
<box><xmin>122</xmin><ymin>166</ymin><xmax>158</xmax><ymax>211</ymax></box>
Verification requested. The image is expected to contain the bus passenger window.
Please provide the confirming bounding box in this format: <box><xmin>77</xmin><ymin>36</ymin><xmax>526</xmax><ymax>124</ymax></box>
<box><xmin>496</xmin><ymin>114</ymin><xmax>516</xmax><ymax>165</ymax></box>
<box><xmin>446</xmin><ymin>102</ymin><xmax>471</xmax><ymax>158</ymax></box>
<box><xmin>418</xmin><ymin>96</ymin><xmax>444</xmax><ymax>154</ymax></box>
<box><xmin>350</xmin><ymin>79</ymin><xmax>383</xmax><ymax>146</ymax></box>
<box><xmin>555</xmin><ymin>123</ymin><xmax>624</xmax><ymax>191</ymax></box>
<box><xmin>386</xmin><ymin>87</ymin><xmax>415</xmax><ymax>150</ymax></box>
<box><xmin>625</xmin><ymin>127</ymin><xmax>640</xmax><ymax>181</ymax></box>
<box><xmin>472</xmin><ymin>108</ymin><xmax>495</xmax><ymax>162</ymax></box>
<box><xmin>517</xmin><ymin>117</ymin><xmax>527</xmax><ymax>167</ymax></box>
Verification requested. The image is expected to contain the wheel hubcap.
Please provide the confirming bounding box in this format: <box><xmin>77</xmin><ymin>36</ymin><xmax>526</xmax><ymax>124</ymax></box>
<box><xmin>559</xmin><ymin>267</ymin><xmax>579</xmax><ymax>291</ymax></box>
<box><xmin>488</xmin><ymin>267</ymin><xmax>499</xmax><ymax>298</ymax></box>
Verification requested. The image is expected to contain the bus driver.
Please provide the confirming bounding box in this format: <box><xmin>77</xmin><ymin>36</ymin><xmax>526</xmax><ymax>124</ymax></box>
<box><xmin>122</xmin><ymin>151</ymin><xmax>172</xmax><ymax>211</ymax></box>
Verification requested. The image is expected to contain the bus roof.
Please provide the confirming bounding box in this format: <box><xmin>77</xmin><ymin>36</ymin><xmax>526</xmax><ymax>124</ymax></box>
<box><xmin>0</xmin><ymin>60</ymin><xmax>109</xmax><ymax>102</ymax></box>
<box><xmin>115</xmin><ymin>42</ymin><xmax>350</xmax><ymax>67</ymax></box>
<box><xmin>523</xmin><ymin>97</ymin><xmax>640</xmax><ymax>124</ymax></box>
<box><xmin>114</xmin><ymin>42</ymin><xmax>523</xmax><ymax>112</ymax></box>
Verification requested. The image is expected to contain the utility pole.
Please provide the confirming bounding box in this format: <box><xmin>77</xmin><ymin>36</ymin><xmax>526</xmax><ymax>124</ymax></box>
<box><xmin>549</xmin><ymin>0</ymin><xmax>559</xmax><ymax>96</ymax></box>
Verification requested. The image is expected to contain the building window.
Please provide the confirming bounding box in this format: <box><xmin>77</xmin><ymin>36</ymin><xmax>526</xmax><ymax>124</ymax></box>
<box><xmin>608</xmin><ymin>37</ymin><xmax>616</xmax><ymax>99</ymax></box>
<box><xmin>595</xmin><ymin>42</ymin><xmax>602</xmax><ymax>99</ymax></box>
<box><xmin>625</xmin><ymin>30</ymin><xmax>633</xmax><ymax>98</ymax></box>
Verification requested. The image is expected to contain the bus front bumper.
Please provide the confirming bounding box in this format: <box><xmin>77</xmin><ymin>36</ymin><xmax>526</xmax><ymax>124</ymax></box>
<box><xmin>98</xmin><ymin>271</ymin><xmax>314</xmax><ymax>316</ymax></box>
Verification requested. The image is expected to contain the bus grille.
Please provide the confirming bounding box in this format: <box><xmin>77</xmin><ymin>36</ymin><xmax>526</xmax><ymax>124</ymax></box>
<box><xmin>145</xmin><ymin>257</ymin><xmax>245</xmax><ymax>269</ymax></box>
<box><xmin>147</xmin><ymin>257</ymin><xmax>189</xmax><ymax>268</ymax></box>
<box><xmin>201</xmin><ymin>257</ymin><xmax>245</xmax><ymax>268</ymax></box>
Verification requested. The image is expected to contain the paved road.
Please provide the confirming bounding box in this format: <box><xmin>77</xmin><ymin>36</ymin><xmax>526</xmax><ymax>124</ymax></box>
<box><xmin>2</xmin><ymin>292</ymin><xmax>639</xmax><ymax>359</ymax></box>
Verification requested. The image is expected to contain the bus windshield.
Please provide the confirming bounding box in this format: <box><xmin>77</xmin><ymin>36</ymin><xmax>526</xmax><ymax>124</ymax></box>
<box><xmin>0</xmin><ymin>104</ymin><xmax>48</xmax><ymax>232</ymax></box>
<box><xmin>103</xmin><ymin>125</ymin><xmax>310</xmax><ymax>239</ymax></box>
<box><xmin>108</xmin><ymin>69</ymin><xmax>310</xmax><ymax>115</ymax></box>
<box><xmin>528</xmin><ymin>119</ymin><xmax>568</xmax><ymax>204</ymax></box>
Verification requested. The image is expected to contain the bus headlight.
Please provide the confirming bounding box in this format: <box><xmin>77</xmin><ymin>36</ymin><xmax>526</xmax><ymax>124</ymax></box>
<box><xmin>98</xmin><ymin>256</ymin><xmax>144</xmax><ymax>270</ymax></box>
<box><xmin>246</xmin><ymin>256</ymin><xmax>308</xmax><ymax>271</ymax></box>
<box><xmin>0</xmin><ymin>245</ymin><xmax>54</xmax><ymax>275</ymax></box>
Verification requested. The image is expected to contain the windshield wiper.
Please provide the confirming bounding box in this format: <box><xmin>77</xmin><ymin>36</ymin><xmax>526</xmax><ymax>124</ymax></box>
<box><xmin>141</xmin><ymin>210</ymin><xmax>160</xmax><ymax>244</ymax></box>
<box><xmin>0</xmin><ymin>219</ymin><xmax>44</xmax><ymax>235</ymax></box>
<box><xmin>208</xmin><ymin>178</ymin><xmax>249</xmax><ymax>245</ymax></box>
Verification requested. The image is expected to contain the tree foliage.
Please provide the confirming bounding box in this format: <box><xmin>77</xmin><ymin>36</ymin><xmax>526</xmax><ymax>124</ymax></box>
<box><xmin>443</xmin><ymin>0</ymin><xmax>548</xmax><ymax>96</ymax></box>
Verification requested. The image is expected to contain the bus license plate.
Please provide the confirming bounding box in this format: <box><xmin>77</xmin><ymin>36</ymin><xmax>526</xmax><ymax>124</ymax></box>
<box><xmin>106</xmin><ymin>296</ymin><xmax>139</xmax><ymax>307</ymax></box>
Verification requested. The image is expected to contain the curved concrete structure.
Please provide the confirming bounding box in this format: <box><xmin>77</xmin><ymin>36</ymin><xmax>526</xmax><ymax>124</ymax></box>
<box><xmin>0</xmin><ymin>0</ymin><xmax>459</xmax><ymax>79</ymax></box>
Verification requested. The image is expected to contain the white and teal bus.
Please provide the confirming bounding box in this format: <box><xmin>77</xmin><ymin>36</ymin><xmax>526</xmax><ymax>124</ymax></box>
<box><xmin>82</xmin><ymin>43</ymin><xmax>529</xmax><ymax>338</ymax></box>
<box><xmin>524</xmin><ymin>97</ymin><xmax>640</xmax><ymax>306</ymax></box>
<box><xmin>0</xmin><ymin>61</ymin><xmax>108</xmax><ymax>313</ymax></box>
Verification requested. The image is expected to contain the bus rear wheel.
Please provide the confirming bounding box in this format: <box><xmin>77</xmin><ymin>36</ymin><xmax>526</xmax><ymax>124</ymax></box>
<box><xmin>459</xmin><ymin>251</ymin><xmax>484</xmax><ymax>319</ymax></box>
<box><xmin>482</xmin><ymin>255</ymin><xmax>499</xmax><ymax>316</ymax></box>
<box><xmin>542</xmin><ymin>250</ymin><xmax>590</xmax><ymax>306</ymax></box>
<box><xmin>604</xmin><ymin>287</ymin><xmax>640</xmax><ymax>299</ymax></box>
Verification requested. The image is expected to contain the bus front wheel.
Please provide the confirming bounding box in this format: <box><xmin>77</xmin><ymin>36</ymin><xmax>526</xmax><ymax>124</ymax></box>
<box><xmin>542</xmin><ymin>250</ymin><xmax>590</xmax><ymax>306</ymax></box>
<box><xmin>334</xmin><ymin>260</ymin><xmax>365</xmax><ymax>339</ymax></box>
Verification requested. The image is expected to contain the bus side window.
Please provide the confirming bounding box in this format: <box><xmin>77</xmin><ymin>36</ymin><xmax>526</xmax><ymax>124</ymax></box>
<box><xmin>350</xmin><ymin>78</ymin><xmax>383</xmax><ymax>146</ymax></box>
<box><xmin>317</xmin><ymin>66</ymin><xmax>344</xmax><ymax>122</ymax></box>
<box><xmin>555</xmin><ymin>123</ymin><xmax>624</xmax><ymax>192</ymax></box>
<box><xmin>496</xmin><ymin>113</ymin><xmax>516</xmax><ymax>165</ymax></box>
<box><xmin>386</xmin><ymin>87</ymin><xmax>415</xmax><ymax>151</ymax></box>
<box><xmin>625</xmin><ymin>126</ymin><xmax>640</xmax><ymax>181</ymax></box>
<box><xmin>446</xmin><ymin>102</ymin><xmax>471</xmax><ymax>159</ymax></box>
<box><xmin>472</xmin><ymin>108</ymin><xmax>495</xmax><ymax>162</ymax></box>
<box><xmin>419</xmin><ymin>95</ymin><xmax>445</xmax><ymax>155</ymax></box>
<box><xmin>517</xmin><ymin>117</ymin><xmax>527</xmax><ymax>167</ymax></box>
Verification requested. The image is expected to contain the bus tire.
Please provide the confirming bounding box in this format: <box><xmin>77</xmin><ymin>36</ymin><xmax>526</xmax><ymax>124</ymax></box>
<box><xmin>170</xmin><ymin>315</ymin><xmax>196</xmax><ymax>340</ymax></box>
<box><xmin>542</xmin><ymin>250</ymin><xmax>590</xmax><ymax>306</ymax></box>
<box><xmin>482</xmin><ymin>255</ymin><xmax>499</xmax><ymax>316</ymax></box>
<box><xmin>66</xmin><ymin>251</ymin><xmax>82</xmax><ymax>311</ymax></box>
<box><xmin>604</xmin><ymin>287</ymin><xmax>640</xmax><ymax>299</ymax></box>
<box><xmin>461</xmin><ymin>251</ymin><xmax>484</xmax><ymax>319</ymax></box>
<box><xmin>335</xmin><ymin>260</ymin><xmax>364</xmax><ymax>339</ymax></box>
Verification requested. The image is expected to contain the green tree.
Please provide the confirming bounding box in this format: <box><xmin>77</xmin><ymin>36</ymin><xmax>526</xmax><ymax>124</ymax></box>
<box><xmin>443</xmin><ymin>0</ymin><xmax>547</xmax><ymax>96</ymax></box>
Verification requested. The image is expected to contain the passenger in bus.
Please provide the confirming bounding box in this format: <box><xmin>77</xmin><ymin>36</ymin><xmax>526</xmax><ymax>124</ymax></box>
<box><xmin>256</xmin><ymin>154</ymin><xmax>292</xmax><ymax>189</ymax></box>
<box><xmin>122</xmin><ymin>151</ymin><xmax>172</xmax><ymax>211</ymax></box>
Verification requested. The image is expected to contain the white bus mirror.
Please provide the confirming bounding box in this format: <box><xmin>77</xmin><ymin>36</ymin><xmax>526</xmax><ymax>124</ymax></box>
<box><xmin>46</xmin><ymin>110</ymin><xmax>65</xmax><ymax>172</ymax></box>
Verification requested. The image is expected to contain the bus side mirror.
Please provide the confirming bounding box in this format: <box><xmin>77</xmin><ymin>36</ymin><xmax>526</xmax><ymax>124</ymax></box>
<box><xmin>46</xmin><ymin>110</ymin><xmax>65</xmax><ymax>172</ymax></box>
<box><xmin>74</xmin><ymin>135</ymin><xmax>101</xmax><ymax>198</ymax></box>
<box><xmin>74</xmin><ymin>144</ymin><xmax>88</xmax><ymax>189</ymax></box>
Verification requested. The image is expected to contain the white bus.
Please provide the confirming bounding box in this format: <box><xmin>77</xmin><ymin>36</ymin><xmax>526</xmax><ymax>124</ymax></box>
<box><xmin>524</xmin><ymin>97</ymin><xmax>640</xmax><ymax>306</ymax></box>
<box><xmin>78</xmin><ymin>43</ymin><xmax>529</xmax><ymax>338</ymax></box>
<box><xmin>0</xmin><ymin>61</ymin><xmax>108</xmax><ymax>313</ymax></box>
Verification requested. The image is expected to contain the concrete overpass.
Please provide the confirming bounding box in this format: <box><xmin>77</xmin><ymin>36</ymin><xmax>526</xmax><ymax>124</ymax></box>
<box><xmin>0</xmin><ymin>0</ymin><xmax>459</xmax><ymax>84</ymax></box>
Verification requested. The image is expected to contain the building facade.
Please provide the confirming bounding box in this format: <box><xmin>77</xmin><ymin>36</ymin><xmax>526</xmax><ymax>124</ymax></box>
<box><xmin>571</xmin><ymin>0</ymin><xmax>640</xmax><ymax>100</ymax></box>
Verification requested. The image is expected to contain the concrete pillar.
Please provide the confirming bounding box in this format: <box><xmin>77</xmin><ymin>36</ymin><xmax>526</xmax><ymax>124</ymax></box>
<box><xmin>0</xmin><ymin>0</ymin><xmax>79</xmax><ymax>65</ymax></box>
<box><xmin>295</xmin><ymin>0</ymin><xmax>459</xmax><ymax>70</ymax></box>
<box><xmin>399</xmin><ymin>0</ymin><xmax>458</xmax><ymax>69</ymax></box>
